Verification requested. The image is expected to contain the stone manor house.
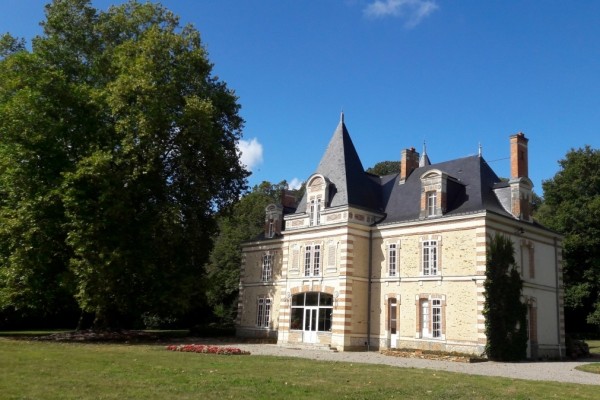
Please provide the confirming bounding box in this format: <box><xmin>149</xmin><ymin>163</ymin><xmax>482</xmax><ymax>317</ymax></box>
<box><xmin>236</xmin><ymin>114</ymin><xmax>565</xmax><ymax>358</ymax></box>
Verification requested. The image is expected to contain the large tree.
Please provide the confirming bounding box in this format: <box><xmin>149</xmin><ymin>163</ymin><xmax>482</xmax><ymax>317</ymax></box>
<box><xmin>536</xmin><ymin>146</ymin><xmax>600</xmax><ymax>331</ymax></box>
<box><xmin>205</xmin><ymin>181</ymin><xmax>299</xmax><ymax>325</ymax></box>
<box><xmin>0</xmin><ymin>0</ymin><xmax>247</xmax><ymax>329</ymax></box>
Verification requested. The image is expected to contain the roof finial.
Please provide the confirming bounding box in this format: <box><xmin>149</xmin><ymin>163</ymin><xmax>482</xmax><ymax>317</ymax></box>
<box><xmin>340</xmin><ymin>109</ymin><xmax>344</xmax><ymax>123</ymax></box>
<box><xmin>419</xmin><ymin>140</ymin><xmax>431</xmax><ymax>167</ymax></box>
<box><xmin>478</xmin><ymin>142</ymin><xmax>482</xmax><ymax>158</ymax></box>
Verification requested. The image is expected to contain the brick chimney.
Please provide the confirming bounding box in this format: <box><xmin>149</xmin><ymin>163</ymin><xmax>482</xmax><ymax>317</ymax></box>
<box><xmin>509</xmin><ymin>132</ymin><xmax>533</xmax><ymax>222</ymax></box>
<box><xmin>400</xmin><ymin>147</ymin><xmax>419</xmax><ymax>184</ymax></box>
<box><xmin>281</xmin><ymin>189</ymin><xmax>297</xmax><ymax>209</ymax></box>
<box><xmin>510</xmin><ymin>132</ymin><xmax>529</xmax><ymax>179</ymax></box>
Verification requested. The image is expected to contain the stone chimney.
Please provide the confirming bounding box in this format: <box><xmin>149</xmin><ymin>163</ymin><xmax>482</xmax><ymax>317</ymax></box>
<box><xmin>400</xmin><ymin>147</ymin><xmax>419</xmax><ymax>184</ymax></box>
<box><xmin>509</xmin><ymin>132</ymin><xmax>533</xmax><ymax>222</ymax></box>
<box><xmin>510</xmin><ymin>132</ymin><xmax>529</xmax><ymax>179</ymax></box>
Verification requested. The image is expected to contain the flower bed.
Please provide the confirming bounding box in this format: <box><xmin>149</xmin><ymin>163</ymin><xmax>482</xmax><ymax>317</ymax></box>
<box><xmin>166</xmin><ymin>344</ymin><xmax>250</xmax><ymax>355</ymax></box>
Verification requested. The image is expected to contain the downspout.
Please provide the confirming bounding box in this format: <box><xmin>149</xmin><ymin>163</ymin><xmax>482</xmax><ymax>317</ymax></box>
<box><xmin>554</xmin><ymin>237</ymin><xmax>563</xmax><ymax>359</ymax></box>
<box><xmin>367</xmin><ymin>213</ymin><xmax>387</xmax><ymax>352</ymax></box>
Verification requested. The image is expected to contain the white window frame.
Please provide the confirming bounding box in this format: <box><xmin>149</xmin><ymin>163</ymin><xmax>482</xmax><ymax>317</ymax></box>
<box><xmin>427</xmin><ymin>191</ymin><xmax>437</xmax><ymax>216</ymax></box>
<box><xmin>432</xmin><ymin>299</ymin><xmax>442</xmax><ymax>338</ymax></box>
<box><xmin>256</xmin><ymin>297</ymin><xmax>271</xmax><ymax>328</ymax></box>
<box><xmin>422</xmin><ymin>240</ymin><xmax>438</xmax><ymax>276</ymax></box>
<box><xmin>262</xmin><ymin>253</ymin><xmax>272</xmax><ymax>282</ymax></box>
<box><xmin>309</xmin><ymin>197</ymin><xmax>322</xmax><ymax>227</ymax></box>
<box><xmin>417</xmin><ymin>295</ymin><xmax>445</xmax><ymax>340</ymax></box>
<box><xmin>388</xmin><ymin>243</ymin><xmax>397</xmax><ymax>277</ymax></box>
<box><xmin>303</xmin><ymin>244</ymin><xmax>321</xmax><ymax>277</ymax></box>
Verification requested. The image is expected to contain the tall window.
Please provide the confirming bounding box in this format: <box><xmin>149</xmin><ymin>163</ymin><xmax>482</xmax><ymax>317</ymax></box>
<box><xmin>256</xmin><ymin>297</ymin><xmax>271</xmax><ymax>328</ymax></box>
<box><xmin>309</xmin><ymin>198</ymin><xmax>322</xmax><ymax>226</ymax></box>
<box><xmin>418</xmin><ymin>296</ymin><xmax>444</xmax><ymax>339</ymax></box>
<box><xmin>427</xmin><ymin>191</ymin><xmax>437</xmax><ymax>216</ymax></box>
<box><xmin>304</xmin><ymin>245</ymin><xmax>321</xmax><ymax>277</ymax></box>
<box><xmin>262</xmin><ymin>253</ymin><xmax>272</xmax><ymax>282</ymax></box>
<box><xmin>432</xmin><ymin>299</ymin><xmax>442</xmax><ymax>338</ymax></box>
<box><xmin>388</xmin><ymin>298</ymin><xmax>397</xmax><ymax>334</ymax></box>
<box><xmin>388</xmin><ymin>243</ymin><xmax>397</xmax><ymax>277</ymax></box>
<box><xmin>267</xmin><ymin>220</ymin><xmax>274</xmax><ymax>238</ymax></box>
<box><xmin>422</xmin><ymin>240</ymin><xmax>438</xmax><ymax>275</ymax></box>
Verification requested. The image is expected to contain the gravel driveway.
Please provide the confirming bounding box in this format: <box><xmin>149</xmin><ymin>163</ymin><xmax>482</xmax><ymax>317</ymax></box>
<box><xmin>230</xmin><ymin>343</ymin><xmax>599</xmax><ymax>386</ymax></box>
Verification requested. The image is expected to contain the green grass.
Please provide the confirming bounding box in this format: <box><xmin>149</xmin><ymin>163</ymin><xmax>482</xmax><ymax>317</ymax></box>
<box><xmin>585</xmin><ymin>340</ymin><xmax>600</xmax><ymax>355</ymax></box>
<box><xmin>0</xmin><ymin>338</ymin><xmax>598</xmax><ymax>400</ymax></box>
<box><xmin>576</xmin><ymin>363</ymin><xmax>600</xmax><ymax>374</ymax></box>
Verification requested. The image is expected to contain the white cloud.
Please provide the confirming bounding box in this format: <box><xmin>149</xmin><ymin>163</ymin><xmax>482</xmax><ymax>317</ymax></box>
<box><xmin>364</xmin><ymin>0</ymin><xmax>439</xmax><ymax>28</ymax></box>
<box><xmin>288</xmin><ymin>178</ymin><xmax>303</xmax><ymax>190</ymax></box>
<box><xmin>237</xmin><ymin>138</ymin><xmax>263</xmax><ymax>172</ymax></box>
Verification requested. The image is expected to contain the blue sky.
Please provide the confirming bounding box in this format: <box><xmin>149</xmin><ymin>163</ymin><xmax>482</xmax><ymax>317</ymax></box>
<box><xmin>2</xmin><ymin>1</ymin><xmax>599</xmax><ymax>194</ymax></box>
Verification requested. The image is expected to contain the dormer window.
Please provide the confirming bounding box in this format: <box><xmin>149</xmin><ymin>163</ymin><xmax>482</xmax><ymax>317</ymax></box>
<box><xmin>306</xmin><ymin>174</ymin><xmax>329</xmax><ymax>227</ymax></box>
<box><xmin>426</xmin><ymin>191</ymin><xmax>437</xmax><ymax>217</ymax></box>
<box><xmin>420</xmin><ymin>170</ymin><xmax>448</xmax><ymax>218</ymax></box>
<box><xmin>264</xmin><ymin>204</ymin><xmax>283</xmax><ymax>238</ymax></box>
<box><xmin>309</xmin><ymin>198</ymin><xmax>322</xmax><ymax>226</ymax></box>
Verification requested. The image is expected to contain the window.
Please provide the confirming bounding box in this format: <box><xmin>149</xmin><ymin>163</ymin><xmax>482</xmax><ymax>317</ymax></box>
<box><xmin>422</xmin><ymin>240</ymin><xmax>438</xmax><ymax>275</ymax></box>
<box><xmin>427</xmin><ymin>191</ymin><xmax>437</xmax><ymax>216</ymax></box>
<box><xmin>388</xmin><ymin>298</ymin><xmax>397</xmax><ymax>334</ymax></box>
<box><xmin>388</xmin><ymin>243</ymin><xmax>397</xmax><ymax>277</ymax></box>
<box><xmin>309</xmin><ymin>198</ymin><xmax>322</xmax><ymax>226</ymax></box>
<box><xmin>267</xmin><ymin>220</ymin><xmax>274</xmax><ymax>238</ymax></box>
<box><xmin>262</xmin><ymin>253</ymin><xmax>272</xmax><ymax>282</ymax></box>
<box><xmin>290</xmin><ymin>292</ymin><xmax>333</xmax><ymax>332</ymax></box>
<box><xmin>432</xmin><ymin>299</ymin><xmax>442</xmax><ymax>338</ymax></box>
<box><xmin>256</xmin><ymin>297</ymin><xmax>271</xmax><ymax>328</ymax></box>
<box><xmin>418</xmin><ymin>296</ymin><xmax>444</xmax><ymax>339</ymax></box>
<box><xmin>304</xmin><ymin>244</ymin><xmax>321</xmax><ymax>277</ymax></box>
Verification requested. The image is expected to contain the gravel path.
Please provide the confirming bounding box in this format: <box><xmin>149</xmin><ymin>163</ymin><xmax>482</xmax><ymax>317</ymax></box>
<box><xmin>230</xmin><ymin>343</ymin><xmax>600</xmax><ymax>386</ymax></box>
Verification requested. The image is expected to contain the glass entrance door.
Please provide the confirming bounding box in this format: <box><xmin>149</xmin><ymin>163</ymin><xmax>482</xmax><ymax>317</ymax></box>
<box><xmin>303</xmin><ymin>307</ymin><xmax>318</xmax><ymax>343</ymax></box>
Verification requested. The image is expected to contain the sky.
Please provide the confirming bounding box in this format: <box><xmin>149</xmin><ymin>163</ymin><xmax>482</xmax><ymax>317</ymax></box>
<box><xmin>1</xmin><ymin>0</ymin><xmax>599</xmax><ymax>194</ymax></box>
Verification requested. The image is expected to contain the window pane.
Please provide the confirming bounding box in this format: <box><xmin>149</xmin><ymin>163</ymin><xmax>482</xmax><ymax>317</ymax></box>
<box><xmin>292</xmin><ymin>293</ymin><xmax>304</xmax><ymax>306</ymax></box>
<box><xmin>305</xmin><ymin>292</ymin><xmax>318</xmax><ymax>306</ymax></box>
<box><xmin>318</xmin><ymin>308</ymin><xmax>333</xmax><ymax>331</ymax></box>
<box><xmin>319</xmin><ymin>293</ymin><xmax>333</xmax><ymax>306</ymax></box>
<box><xmin>291</xmin><ymin>308</ymin><xmax>303</xmax><ymax>330</ymax></box>
<box><xmin>313</xmin><ymin>245</ymin><xmax>321</xmax><ymax>276</ymax></box>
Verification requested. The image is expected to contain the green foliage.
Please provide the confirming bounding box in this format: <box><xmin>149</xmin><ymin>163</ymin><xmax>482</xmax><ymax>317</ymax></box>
<box><xmin>205</xmin><ymin>181</ymin><xmax>294</xmax><ymax>324</ymax></box>
<box><xmin>0</xmin><ymin>0</ymin><xmax>247</xmax><ymax>329</ymax></box>
<box><xmin>536</xmin><ymin>146</ymin><xmax>600</xmax><ymax>329</ymax></box>
<box><xmin>366</xmin><ymin>160</ymin><xmax>400</xmax><ymax>176</ymax></box>
<box><xmin>483</xmin><ymin>233</ymin><xmax>528</xmax><ymax>361</ymax></box>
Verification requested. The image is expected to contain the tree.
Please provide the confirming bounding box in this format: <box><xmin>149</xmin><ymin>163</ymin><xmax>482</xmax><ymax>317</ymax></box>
<box><xmin>205</xmin><ymin>181</ymin><xmax>297</xmax><ymax>325</ymax></box>
<box><xmin>536</xmin><ymin>146</ymin><xmax>600</xmax><ymax>331</ymax></box>
<box><xmin>366</xmin><ymin>161</ymin><xmax>400</xmax><ymax>176</ymax></box>
<box><xmin>0</xmin><ymin>0</ymin><xmax>247</xmax><ymax>329</ymax></box>
<box><xmin>483</xmin><ymin>234</ymin><xmax>528</xmax><ymax>361</ymax></box>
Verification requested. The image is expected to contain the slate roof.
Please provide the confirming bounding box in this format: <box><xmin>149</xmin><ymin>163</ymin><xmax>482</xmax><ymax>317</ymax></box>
<box><xmin>295</xmin><ymin>115</ymin><xmax>382</xmax><ymax>213</ymax></box>
<box><xmin>292</xmin><ymin>118</ymin><xmax>513</xmax><ymax>224</ymax></box>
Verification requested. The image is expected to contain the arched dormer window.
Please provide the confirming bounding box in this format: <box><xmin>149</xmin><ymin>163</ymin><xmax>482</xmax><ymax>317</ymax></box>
<box><xmin>265</xmin><ymin>204</ymin><xmax>283</xmax><ymax>238</ymax></box>
<box><xmin>419</xmin><ymin>169</ymin><xmax>448</xmax><ymax>218</ymax></box>
<box><xmin>306</xmin><ymin>174</ymin><xmax>330</xmax><ymax>227</ymax></box>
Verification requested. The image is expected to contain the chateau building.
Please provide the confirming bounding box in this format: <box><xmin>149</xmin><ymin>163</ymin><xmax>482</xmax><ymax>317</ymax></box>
<box><xmin>236</xmin><ymin>114</ymin><xmax>565</xmax><ymax>358</ymax></box>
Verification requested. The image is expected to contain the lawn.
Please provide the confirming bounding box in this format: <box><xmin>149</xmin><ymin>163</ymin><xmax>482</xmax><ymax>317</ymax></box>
<box><xmin>0</xmin><ymin>338</ymin><xmax>598</xmax><ymax>400</ymax></box>
<box><xmin>585</xmin><ymin>340</ymin><xmax>600</xmax><ymax>355</ymax></box>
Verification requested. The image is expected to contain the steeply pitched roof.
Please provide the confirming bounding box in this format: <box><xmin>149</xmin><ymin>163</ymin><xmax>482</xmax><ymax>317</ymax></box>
<box><xmin>293</xmin><ymin>117</ymin><xmax>513</xmax><ymax>224</ymax></box>
<box><xmin>296</xmin><ymin>114</ymin><xmax>382</xmax><ymax>212</ymax></box>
